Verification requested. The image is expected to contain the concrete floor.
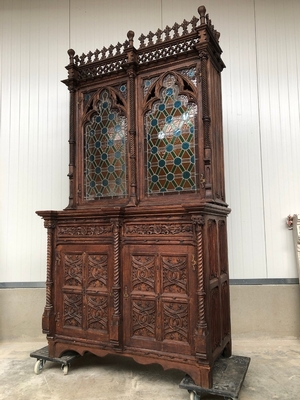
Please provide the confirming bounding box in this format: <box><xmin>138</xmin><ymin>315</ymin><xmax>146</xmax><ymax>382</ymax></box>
<box><xmin>0</xmin><ymin>338</ymin><xmax>300</xmax><ymax>400</ymax></box>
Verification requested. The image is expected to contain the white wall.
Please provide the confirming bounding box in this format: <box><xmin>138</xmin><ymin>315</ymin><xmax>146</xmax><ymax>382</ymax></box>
<box><xmin>0</xmin><ymin>0</ymin><xmax>299</xmax><ymax>283</ymax></box>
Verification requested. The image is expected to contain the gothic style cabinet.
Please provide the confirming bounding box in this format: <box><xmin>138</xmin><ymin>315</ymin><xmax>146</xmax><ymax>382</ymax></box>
<box><xmin>37</xmin><ymin>6</ymin><xmax>231</xmax><ymax>388</ymax></box>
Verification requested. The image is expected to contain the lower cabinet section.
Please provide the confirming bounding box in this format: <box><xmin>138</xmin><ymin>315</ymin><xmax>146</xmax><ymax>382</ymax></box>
<box><xmin>38</xmin><ymin>210</ymin><xmax>231</xmax><ymax>388</ymax></box>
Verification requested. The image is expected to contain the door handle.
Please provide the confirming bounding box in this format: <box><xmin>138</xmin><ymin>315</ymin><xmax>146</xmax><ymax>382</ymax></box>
<box><xmin>191</xmin><ymin>255</ymin><xmax>197</xmax><ymax>271</ymax></box>
<box><xmin>124</xmin><ymin>286</ymin><xmax>129</xmax><ymax>299</ymax></box>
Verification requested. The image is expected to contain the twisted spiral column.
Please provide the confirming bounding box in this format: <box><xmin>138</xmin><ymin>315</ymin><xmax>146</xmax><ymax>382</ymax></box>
<box><xmin>44</xmin><ymin>220</ymin><xmax>56</xmax><ymax>311</ymax></box>
<box><xmin>192</xmin><ymin>215</ymin><xmax>206</xmax><ymax>329</ymax></box>
<box><xmin>112</xmin><ymin>219</ymin><xmax>121</xmax><ymax>316</ymax></box>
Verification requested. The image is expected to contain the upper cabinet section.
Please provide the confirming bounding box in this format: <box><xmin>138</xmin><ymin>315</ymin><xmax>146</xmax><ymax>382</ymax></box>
<box><xmin>62</xmin><ymin>6</ymin><xmax>227</xmax><ymax>210</ymax></box>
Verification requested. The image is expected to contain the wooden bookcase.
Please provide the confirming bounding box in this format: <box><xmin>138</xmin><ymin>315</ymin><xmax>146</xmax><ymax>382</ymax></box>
<box><xmin>37</xmin><ymin>6</ymin><xmax>231</xmax><ymax>388</ymax></box>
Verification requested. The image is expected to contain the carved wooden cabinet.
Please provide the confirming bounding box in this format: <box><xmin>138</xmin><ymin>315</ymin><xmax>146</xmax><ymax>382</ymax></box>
<box><xmin>37</xmin><ymin>6</ymin><xmax>231</xmax><ymax>388</ymax></box>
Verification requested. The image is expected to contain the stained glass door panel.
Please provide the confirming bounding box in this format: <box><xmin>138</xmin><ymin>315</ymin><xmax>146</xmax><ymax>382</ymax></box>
<box><xmin>145</xmin><ymin>74</ymin><xmax>197</xmax><ymax>195</ymax></box>
<box><xmin>84</xmin><ymin>90</ymin><xmax>127</xmax><ymax>200</ymax></box>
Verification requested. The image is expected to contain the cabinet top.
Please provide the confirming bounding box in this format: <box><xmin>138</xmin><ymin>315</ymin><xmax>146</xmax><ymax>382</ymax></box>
<box><xmin>63</xmin><ymin>5</ymin><xmax>224</xmax><ymax>86</ymax></box>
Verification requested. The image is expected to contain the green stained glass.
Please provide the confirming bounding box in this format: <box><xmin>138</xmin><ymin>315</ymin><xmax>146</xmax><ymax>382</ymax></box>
<box><xmin>145</xmin><ymin>74</ymin><xmax>197</xmax><ymax>194</ymax></box>
<box><xmin>84</xmin><ymin>90</ymin><xmax>127</xmax><ymax>200</ymax></box>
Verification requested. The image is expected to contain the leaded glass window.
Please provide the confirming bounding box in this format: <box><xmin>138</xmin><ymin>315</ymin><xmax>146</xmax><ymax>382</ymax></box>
<box><xmin>84</xmin><ymin>90</ymin><xmax>127</xmax><ymax>200</ymax></box>
<box><xmin>145</xmin><ymin>74</ymin><xmax>197</xmax><ymax>194</ymax></box>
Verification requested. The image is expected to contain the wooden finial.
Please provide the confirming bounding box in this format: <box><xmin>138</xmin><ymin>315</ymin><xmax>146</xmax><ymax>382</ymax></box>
<box><xmin>127</xmin><ymin>30</ymin><xmax>135</xmax><ymax>47</ymax></box>
<box><xmin>198</xmin><ymin>5</ymin><xmax>206</xmax><ymax>25</ymax></box>
<box><xmin>67</xmin><ymin>49</ymin><xmax>75</xmax><ymax>64</ymax></box>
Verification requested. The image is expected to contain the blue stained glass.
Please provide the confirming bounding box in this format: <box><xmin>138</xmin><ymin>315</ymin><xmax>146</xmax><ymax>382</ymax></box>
<box><xmin>152</xmin><ymin>175</ymin><xmax>159</xmax><ymax>183</ymax></box>
<box><xmin>190</xmin><ymin>126</ymin><xmax>194</xmax><ymax>134</ymax></box>
<box><xmin>108</xmin><ymin>139</ymin><xmax>114</xmax><ymax>146</ymax></box>
<box><xmin>151</xmin><ymin>119</ymin><xmax>158</xmax><ymax>127</ymax></box>
<box><xmin>90</xmin><ymin>130</ymin><xmax>95</xmax><ymax>136</ymax></box>
<box><xmin>190</xmin><ymin>155</ymin><xmax>195</xmax><ymax>164</ymax></box>
<box><xmin>159</xmin><ymin>159</ymin><xmax>166</xmax><ymax>168</ymax></box>
<box><xmin>174</xmin><ymin>157</ymin><xmax>181</xmax><ymax>166</ymax></box>
<box><xmin>151</xmin><ymin>146</ymin><xmax>158</xmax><ymax>154</ymax></box>
<box><xmin>89</xmin><ymin>155</ymin><xmax>95</xmax><ymax>162</ymax></box>
<box><xmin>115</xmin><ymin>125</ymin><xmax>121</xmax><ymax>132</ymax></box>
<box><xmin>90</xmin><ymin>181</ymin><xmax>96</xmax><ymax>188</ymax></box>
<box><xmin>167</xmin><ymin>173</ymin><xmax>174</xmax><ymax>181</ymax></box>
<box><xmin>120</xmin><ymin>85</ymin><xmax>126</xmax><ymax>92</ymax></box>
<box><xmin>109</xmin><ymin>113</ymin><xmax>115</xmax><ymax>120</ymax></box>
<box><xmin>174</xmin><ymin>128</ymin><xmax>181</xmax><ymax>137</ymax></box>
<box><xmin>174</xmin><ymin>100</ymin><xmax>181</xmax><ymax>108</ymax></box>
<box><xmin>115</xmin><ymin>178</ymin><xmax>122</xmax><ymax>185</ymax></box>
<box><xmin>166</xmin><ymin>144</ymin><xmax>173</xmax><ymax>152</ymax></box>
<box><xmin>182</xmin><ymin>142</ymin><xmax>190</xmax><ymax>150</ymax></box>
<box><xmin>166</xmin><ymin>115</ymin><xmax>173</xmax><ymax>124</ymax></box>
<box><xmin>102</xmin><ymin>127</ymin><xmax>108</xmax><ymax>134</ymax></box>
<box><xmin>108</xmin><ymin>165</ymin><xmax>114</xmax><ymax>173</ymax></box>
<box><xmin>182</xmin><ymin>171</ymin><xmax>190</xmax><ymax>179</ymax></box>
<box><xmin>96</xmin><ymin>116</ymin><xmax>101</xmax><ymax>123</ymax></box>
<box><xmin>102</xmin><ymin>101</ymin><xmax>108</xmax><ymax>109</ymax></box>
<box><xmin>166</xmin><ymin>88</ymin><xmax>173</xmax><ymax>96</ymax></box>
<box><xmin>158</xmin><ymin>104</ymin><xmax>165</xmax><ymax>111</ymax></box>
<box><xmin>115</xmin><ymin>151</ymin><xmax>121</xmax><ymax>159</ymax></box>
<box><xmin>102</xmin><ymin>179</ymin><xmax>109</xmax><ymax>187</ymax></box>
<box><xmin>95</xmin><ymin>141</ymin><xmax>101</xmax><ymax>148</ymax></box>
<box><xmin>96</xmin><ymin>167</ymin><xmax>101</xmax><ymax>174</ymax></box>
<box><xmin>101</xmin><ymin>153</ymin><xmax>108</xmax><ymax>160</ymax></box>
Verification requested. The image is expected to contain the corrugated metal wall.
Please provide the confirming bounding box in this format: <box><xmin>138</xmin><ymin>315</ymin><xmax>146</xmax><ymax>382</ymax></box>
<box><xmin>0</xmin><ymin>0</ymin><xmax>299</xmax><ymax>282</ymax></box>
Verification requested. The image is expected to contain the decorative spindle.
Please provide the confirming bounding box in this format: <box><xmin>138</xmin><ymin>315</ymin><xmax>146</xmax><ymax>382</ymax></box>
<box><xmin>67</xmin><ymin>48</ymin><xmax>75</xmax><ymax>65</ymax></box>
<box><xmin>198</xmin><ymin>5</ymin><xmax>206</xmax><ymax>25</ymax></box>
<box><xmin>127</xmin><ymin>30</ymin><xmax>135</xmax><ymax>47</ymax></box>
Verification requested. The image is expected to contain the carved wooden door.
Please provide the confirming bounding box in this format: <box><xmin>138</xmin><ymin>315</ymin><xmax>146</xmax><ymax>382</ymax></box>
<box><xmin>55</xmin><ymin>244</ymin><xmax>113</xmax><ymax>342</ymax></box>
<box><xmin>123</xmin><ymin>244</ymin><xmax>196</xmax><ymax>355</ymax></box>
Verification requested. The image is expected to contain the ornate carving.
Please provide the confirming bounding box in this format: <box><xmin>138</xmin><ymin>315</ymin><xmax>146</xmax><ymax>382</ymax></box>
<box><xmin>63</xmin><ymin>294</ymin><xmax>82</xmax><ymax>327</ymax></box>
<box><xmin>87</xmin><ymin>295</ymin><xmax>108</xmax><ymax>332</ymax></box>
<box><xmin>125</xmin><ymin>223</ymin><xmax>192</xmax><ymax>235</ymax></box>
<box><xmin>132</xmin><ymin>300</ymin><xmax>156</xmax><ymax>337</ymax></box>
<box><xmin>87</xmin><ymin>254</ymin><xmax>108</xmax><ymax>288</ymax></box>
<box><xmin>138</xmin><ymin>16</ymin><xmax>199</xmax><ymax>49</ymax></box>
<box><xmin>162</xmin><ymin>256</ymin><xmax>187</xmax><ymax>294</ymax></box>
<box><xmin>163</xmin><ymin>302</ymin><xmax>188</xmax><ymax>342</ymax></box>
<box><xmin>57</xmin><ymin>225</ymin><xmax>112</xmax><ymax>236</ymax></box>
<box><xmin>64</xmin><ymin>254</ymin><xmax>83</xmax><ymax>287</ymax></box>
<box><xmin>132</xmin><ymin>255</ymin><xmax>155</xmax><ymax>292</ymax></box>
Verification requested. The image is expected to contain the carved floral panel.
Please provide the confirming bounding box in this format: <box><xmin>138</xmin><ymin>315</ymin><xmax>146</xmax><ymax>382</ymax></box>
<box><xmin>87</xmin><ymin>295</ymin><xmax>108</xmax><ymax>332</ymax></box>
<box><xmin>64</xmin><ymin>254</ymin><xmax>83</xmax><ymax>287</ymax></box>
<box><xmin>87</xmin><ymin>254</ymin><xmax>108</xmax><ymax>288</ymax></box>
<box><xmin>162</xmin><ymin>255</ymin><xmax>187</xmax><ymax>294</ymax></box>
<box><xmin>163</xmin><ymin>302</ymin><xmax>188</xmax><ymax>342</ymax></box>
<box><xmin>132</xmin><ymin>299</ymin><xmax>156</xmax><ymax>338</ymax></box>
<box><xmin>132</xmin><ymin>255</ymin><xmax>155</xmax><ymax>292</ymax></box>
<box><xmin>63</xmin><ymin>294</ymin><xmax>83</xmax><ymax>328</ymax></box>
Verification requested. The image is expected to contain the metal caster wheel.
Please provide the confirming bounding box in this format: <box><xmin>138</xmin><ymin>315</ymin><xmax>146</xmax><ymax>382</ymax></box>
<box><xmin>189</xmin><ymin>390</ymin><xmax>201</xmax><ymax>400</ymax></box>
<box><xmin>61</xmin><ymin>364</ymin><xmax>69</xmax><ymax>375</ymax></box>
<box><xmin>34</xmin><ymin>359</ymin><xmax>45</xmax><ymax>375</ymax></box>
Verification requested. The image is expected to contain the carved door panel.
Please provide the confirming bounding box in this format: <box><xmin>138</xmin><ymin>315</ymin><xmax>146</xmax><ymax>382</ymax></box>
<box><xmin>55</xmin><ymin>244</ymin><xmax>113</xmax><ymax>342</ymax></box>
<box><xmin>123</xmin><ymin>244</ymin><xmax>196</xmax><ymax>355</ymax></box>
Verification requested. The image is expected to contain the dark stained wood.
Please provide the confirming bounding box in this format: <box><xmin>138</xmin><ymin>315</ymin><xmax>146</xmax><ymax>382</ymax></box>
<box><xmin>36</xmin><ymin>6</ymin><xmax>231</xmax><ymax>388</ymax></box>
